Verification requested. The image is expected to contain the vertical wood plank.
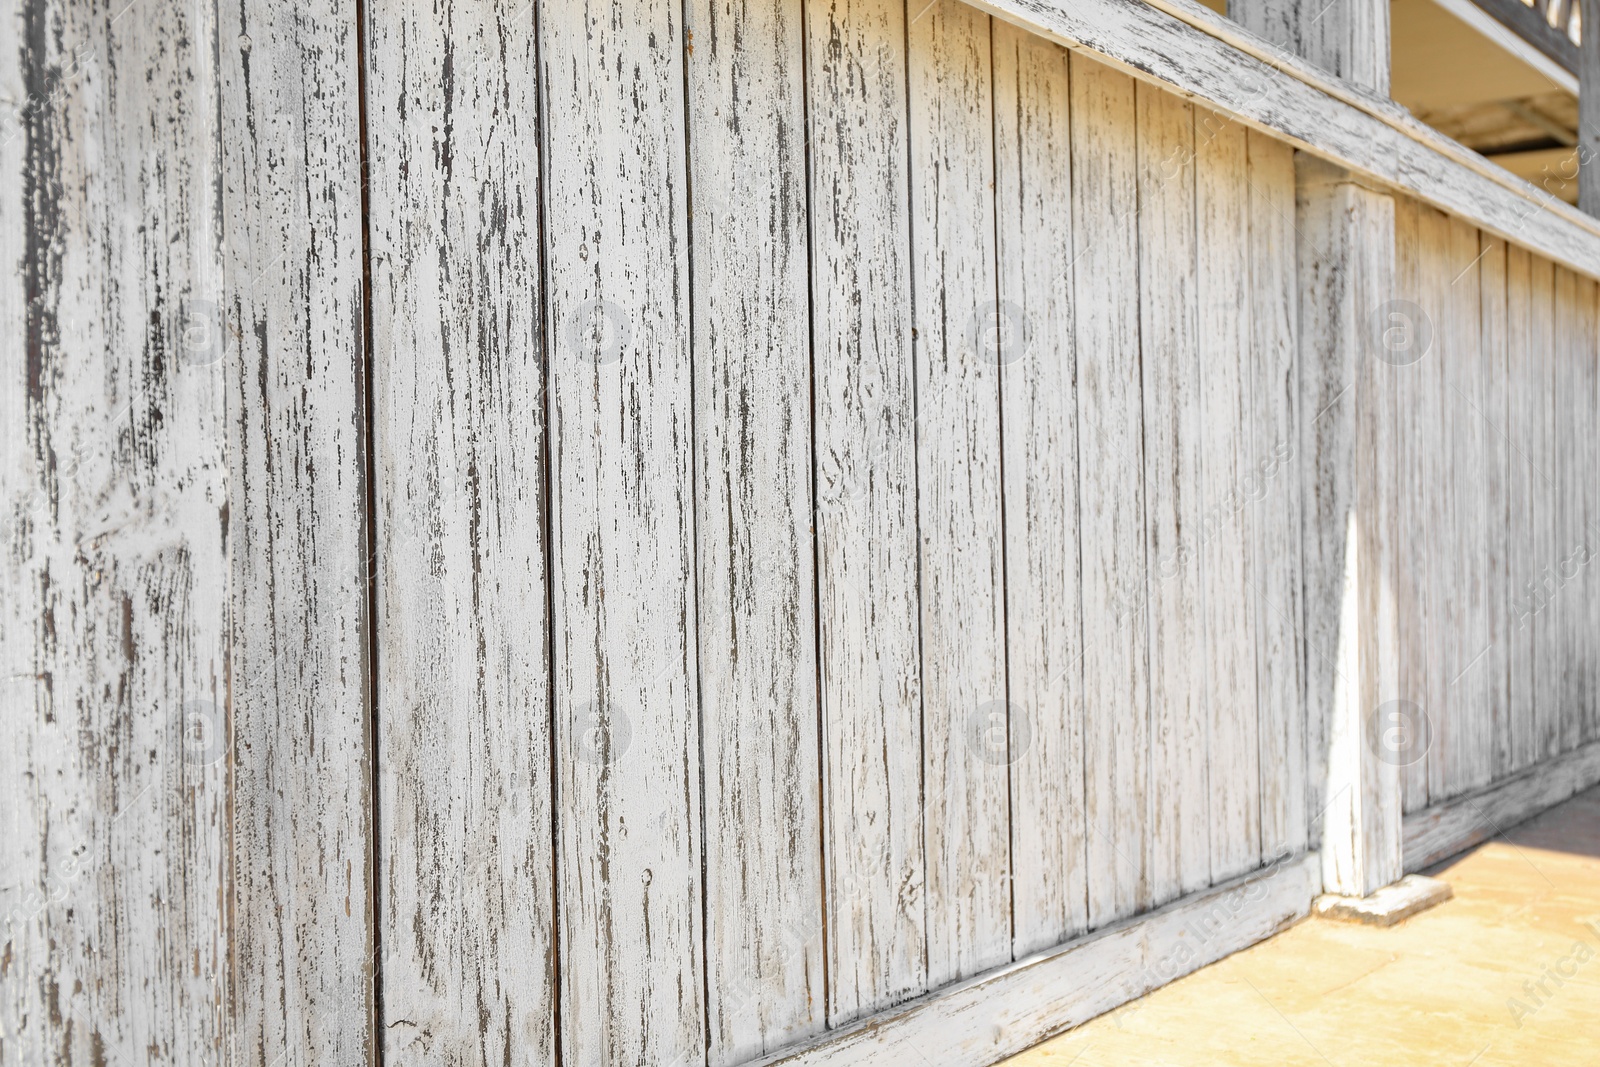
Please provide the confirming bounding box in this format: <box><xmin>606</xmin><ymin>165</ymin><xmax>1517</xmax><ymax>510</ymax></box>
<box><xmin>1069</xmin><ymin>53</ymin><xmax>1151</xmax><ymax>927</ymax></box>
<box><xmin>1391</xmin><ymin>195</ymin><xmax>1430</xmax><ymax>815</ymax></box>
<box><xmin>2</xmin><ymin>0</ymin><xmax>230</xmax><ymax>1059</ymax></box>
<box><xmin>906</xmin><ymin>0</ymin><xmax>1010</xmax><ymax>988</ymax></box>
<box><xmin>805</xmin><ymin>0</ymin><xmax>926</xmax><ymax>1025</ymax></box>
<box><xmin>992</xmin><ymin>23</ymin><xmax>1089</xmax><ymax>958</ymax></box>
<box><xmin>1479</xmin><ymin>234</ymin><xmax>1514</xmax><ymax>783</ymax></box>
<box><xmin>1417</xmin><ymin>204</ymin><xmax>1453</xmax><ymax>808</ymax></box>
<box><xmin>1134</xmin><ymin>82</ymin><xmax>1208</xmax><ymax>906</ymax></box>
<box><xmin>684</xmin><ymin>0</ymin><xmax>824</xmax><ymax>1057</ymax></box>
<box><xmin>1504</xmin><ymin>242</ymin><xmax>1539</xmax><ymax>774</ymax></box>
<box><xmin>1554</xmin><ymin>266</ymin><xmax>1586</xmax><ymax>757</ymax></box>
<box><xmin>1246</xmin><ymin>131</ymin><xmax>1306</xmax><ymax>859</ymax></box>
<box><xmin>538</xmin><ymin>0</ymin><xmax>703</xmax><ymax>1060</ymax></box>
<box><xmin>219</xmin><ymin>0</ymin><xmax>375</xmax><ymax>1059</ymax></box>
<box><xmin>363</xmin><ymin>2</ymin><xmax>555</xmax><ymax>1062</ymax></box>
<box><xmin>1444</xmin><ymin>216</ymin><xmax>1489</xmax><ymax>798</ymax></box>
<box><xmin>1530</xmin><ymin>254</ymin><xmax>1561</xmax><ymax>763</ymax></box>
<box><xmin>1586</xmin><ymin>279</ymin><xmax>1600</xmax><ymax>748</ymax></box>
<box><xmin>1195</xmin><ymin>108</ymin><xmax>1261</xmax><ymax>880</ymax></box>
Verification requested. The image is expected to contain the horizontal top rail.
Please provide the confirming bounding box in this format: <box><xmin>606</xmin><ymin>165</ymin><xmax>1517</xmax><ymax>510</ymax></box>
<box><xmin>970</xmin><ymin>0</ymin><xmax>1600</xmax><ymax>281</ymax></box>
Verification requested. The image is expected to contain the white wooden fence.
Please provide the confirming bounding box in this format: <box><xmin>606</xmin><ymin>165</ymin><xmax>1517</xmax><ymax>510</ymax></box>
<box><xmin>4</xmin><ymin>0</ymin><xmax>1600</xmax><ymax>1064</ymax></box>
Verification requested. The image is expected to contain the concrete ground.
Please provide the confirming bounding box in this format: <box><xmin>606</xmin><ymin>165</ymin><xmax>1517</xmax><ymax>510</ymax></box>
<box><xmin>1001</xmin><ymin>786</ymin><xmax>1600</xmax><ymax>1067</ymax></box>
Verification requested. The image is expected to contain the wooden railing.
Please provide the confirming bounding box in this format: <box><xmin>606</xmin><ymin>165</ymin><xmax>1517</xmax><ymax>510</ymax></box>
<box><xmin>1467</xmin><ymin>0</ymin><xmax>1581</xmax><ymax>75</ymax></box>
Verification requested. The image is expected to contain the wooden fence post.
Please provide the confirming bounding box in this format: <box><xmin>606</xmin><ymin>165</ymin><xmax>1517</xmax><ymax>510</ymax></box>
<box><xmin>1582</xmin><ymin>0</ymin><xmax>1600</xmax><ymax>213</ymax></box>
<box><xmin>1231</xmin><ymin>0</ymin><xmax>1404</xmax><ymax>898</ymax></box>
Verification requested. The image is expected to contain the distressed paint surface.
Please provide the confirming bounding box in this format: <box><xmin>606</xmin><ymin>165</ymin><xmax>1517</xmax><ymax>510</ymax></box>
<box><xmin>1</xmin><ymin>0</ymin><xmax>230</xmax><ymax>1060</ymax></box>
<box><xmin>907</xmin><ymin>0</ymin><xmax>1011</xmax><ymax>989</ymax></box>
<box><xmin>539</xmin><ymin>0</ymin><xmax>703</xmax><ymax>1062</ymax></box>
<box><xmin>805</xmin><ymin>0</ymin><xmax>926</xmax><ymax>1027</ymax></box>
<box><xmin>219</xmin><ymin>0</ymin><xmax>376</xmax><ymax>1060</ymax></box>
<box><xmin>684</xmin><ymin>0</ymin><xmax>825</xmax><ymax>1058</ymax></box>
<box><xmin>991</xmin><ymin>21</ymin><xmax>1089</xmax><ymax>959</ymax></box>
<box><xmin>364</xmin><ymin>0</ymin><xmax>556</xmax><ymax>1062</ymax></box>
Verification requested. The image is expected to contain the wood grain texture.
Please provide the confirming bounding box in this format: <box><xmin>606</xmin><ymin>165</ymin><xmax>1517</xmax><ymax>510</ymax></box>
<box><xmin>684</xmin><ymin>0</ymin><xmax>824</xmax><ymax>1058</ymax></box>
<box><xmin>1392</xmin><ymin>194</ymin><xmax>1430</xmax><ymax>816</ymax></box>
<box><xmin>1195</xmin><ymin>108</ymin><xmax>1262</xmax><ymax>882</ymax></box>
<box><xmin>218</xmin><ymin>0</ymin><xmax>376</xmax><ymax>1060</ymax></box>
<box><xmin>1529</xmin><ymin>254</ymin><xmax>1561</xmax><ymax>764</ymax></box>
<box><xmin>804</xmin><ymin>0</ymin><xmax>925</xmax><ymax>1027</ymax></box>
<box><xmin>906</xmin><ymin>0</ymin><xmax>1011</xmax><ymax>990</ymax></box>
<box><xmin>965</xmin><ymin>0</ymin><xmax>1600</xmax><ymax>281</ymax></box>
<box><xmin>1069</xmin><ymin>53</ymin><xmax>1151</xmax><ymax>928</ymax></box>
<box><xmin>1442</xmin><ymin>215</ymin><xmax>1490</xmax><ymax>800</ymax></box>
<box><xmin>538</xmin><ymin>0</ymin><xmax>703</xmax><ymax>1061</ymax></box>
<box><xmin>1246</xmin><ymin>132</ymin><xmax>1307</xmax><ymax>860</ymax></box>
<box><xmin>1228</xmin><ymin>0</ymin><xmax>1390</xmax><ymax>94</ymax></box>
<box><xmin>750</xmin><ymin>853</ymin><xmax>1320</xmax><ymax>1067</ymax></box>
<box><xmin>991</xmin><ymin>23</ymin><xmax>1089</xmax><ymax>959</ymax></box>
<box><xmin>1479</xmin><ymin>235</ymin><xmax>1513</xmax><ymax>783</ymax></box>
<box><xmin>1</xmin><ymin>0</ymin><xmax>230</xmax><ymax>1059</ymax></box>
<box><xmin>1402</xmin><ymin>739</ymin><xmax>1600</xmax><ymax>870</ymax></box>
<box><xmin>1134</xmin><ymin>83</ymin><xmax>1208</xmax><ymax>907</ymax></box>
<box><xmin>1415</xmin><ymin>203</ymin><xmax>1452</xmax><ymax>810</ymax></box>
<box><xmin>363</xmin><ymin>1</ymin><xmax>555</xmax><ymax>1063</ymax></box>
<box><xmin>1503</xmin><ymin>242</ymin><xmax>1540</xmax><ymax>775</ymax></box>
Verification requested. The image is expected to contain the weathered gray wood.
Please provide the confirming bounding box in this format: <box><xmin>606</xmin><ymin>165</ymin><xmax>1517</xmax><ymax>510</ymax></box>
<box><xmin>1229</xmin><ymin>0</ymin><xmax>1390</xmax><ymax>94</ymax></box>
<box><xmin>1530</xmin><ymin>254</ymin><xmax>1561</xmax><ymax>764</ymax></box>
<box><xmin>539</xmin><ymin>0</ymin><xmax>703</xmax><ymax>1060</ymax></box>
<box><xmin>1195</xmin><ymin>108</ymin><xmax>1262</xmax><ymax>882</ymax></box>
<box><xmin>804</xmin><ymin>0</ymin><xmax>926</xmax><ymax>1026</ymax></box>
<box><xmin>1554</xmin><ymin>266</ymin><xmax>1581</xmax><ymax>758</ymax></box>
<box><xmin>1070</xmin><ymin>53</ymin><xmax>1152</xmax><ymax>927</ymax></box>
<box><xmin>964</xmin><ymin>0</ymin><xmax>1600</xmax><ymax>282</ymax></box>
<box><xmin>684</xmin><ymin>0</ymin><xmax>824</xmax><ymax>1058</ymax></box>
<box><xmin>219</xmin><ymin>0</ymin><xmax>376</xmax><ymax>1060</ymax></box>
<box><xmin>907</xmin><ymin>0</ymin><xmax>1011</xmax><ymax>989</ymax></box>
<box><xmin>1444</xmin><ymin>215</ymin><xmax>1490</xmax><ymax>799</ymax></box>
<box><xmin>1247</xmin><ymin>131</ymin><xmax>1308</xmax><ymax>859</ymax></box>
<box><xmin>1402</xmin><ymin>739</ymin><xmax>1600</xmax><ymax>869</ymax></box>
<box><xmin>2</xmin><ymin>0</ymin><xmax>230</xmax><ymax>1060</ymax></box>
<box><xmin>1580</xmin><ymin>0</ymin><xmax>1600</xmax><ymax>215</ymax></box>
<box><xmin>749</xmin><ymin>853</ymin><xmax>1320</xmax><ymax>1067</ymax></box>
<box><xmin>1415</xmin><ymin>204</ymin><xmax>1452</xmax><ymax>810</ymax></box>
<box><xmin>1479</xmin><ymin>235</ymin><xmax>1514</xmax><ymax>783</ymax></box>
<box><xmin>1135</xmin><ymin>82</ymin><xmax>1208</xmax><ymax>906</ymax></box>
<box><xmin>362</xmin><ymin>2</ymin><xmax>555</xmax><ymax>1062</ymax></box>
<box><xmin>1297</xmin><ymin>157</ymin><xmax>1402</xmax><ymax>899</ymax></box>
<box><xmin>991</xmin><ymin>22</ymin><xmax>1090</xmax><ymax>959</ymax></box>
<box><xmin>1503</xmin><ymin>242</ymin><xmax>1540</xmax><ymax>775</ymax></box>
<box><xmin>1585</xmin><ymin>278</ymin><xmax>1600</xmax><ymax>748</ymax></box>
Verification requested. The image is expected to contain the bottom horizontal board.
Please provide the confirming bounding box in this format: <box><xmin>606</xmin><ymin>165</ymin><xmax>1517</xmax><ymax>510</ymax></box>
<box><xmin>751</xmin><ymin>852</ymin><xmax>1320</xmax><ymax>1067</ymax></box>
<box><xmin>1403</xmin><ymin>739</ymin><xmax>1600</xmax><ymax>870</ymax></box>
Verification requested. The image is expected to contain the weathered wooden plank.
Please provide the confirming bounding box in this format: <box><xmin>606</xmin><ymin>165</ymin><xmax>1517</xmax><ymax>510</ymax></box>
<box><xmin>804</xmin><ymin>0</ymin><xmax>926</xmax><ymax>1025</ymax></box>
<box><xmin>683</xmin><ymin>0</ymin><xmax>824</xmax><ymax>1057</ymax></box>
<box><xmin>362</xmin><ymin>2</ymin><xmax>555</xmax><ymax>1062</ymax></box>
<box><xmin>1069</xmin><ymin>53</ymin><xmax>1151</xmax><ymax>926</ymax></box>
<box><xmin>538</xmin><ymin>0</ymin><xmax>703</xmax><ymax>1060</ymax></box>
<box><xmin>1586</xmin><ymin>278</ymin><xmax>1600</xmax><ymax>748</ymax></box>
<box><xmin>1297</xmin><ymin>157</ymin><xmax>1402</xmax><ymax>898</ymax></box>
<box><xmin>1390</xmin><ymin>196</ymin><xmax>1427</xmax><ymax>816</ymax></box>
<box><xmin>1443</xmin><ymin>215</ymin><xmax>1490</xmax><ymax>798</ymax></box>
<box><xmin>1195</xmin><ymin>108</ymin><xmax>1261</xmax><ymax>881</ymax></box>
<box><xmin>750</xmin><ymin>853</ymin><xmax>1320</xmax><ymax>1067</ymax></box>
<box><xmin>1479</xmin><ymin>235</ymin><xmax>1514</xmax><ymax>783</ymax></box>
<box><xmin>906</xmin><ymin>0</ymin><xmax>1010</xmax><ymax>989</ymax></box>
<box><xmin>218</xmin><ymin>0</ymin><xmax>375</xmax><ymax>1059</ymax></box>
<box><xmin>1416</xmin><ymin>204</ymin><xmax>1453</xmax><ymax>809</ymax></box>
<box><xmin>1555</xmin><ymin>266</ymin><xmax>1591</xmax><ymax>757</ymax></box>
<box><xmin>1402</xmin><ymin>739</ymin><xmax>1600</xmax><ymax>870</ymax></box>
<box><xmin>1133</xmin><ymin>82</ymin><xmax>1208</xmax><ymax>907</ymax></box>
<box><xmin>1529</xmin><ymin>254</ymin><xmax>1561</xmax><ymax>764</ymax></box>
<box><xmin>1228</xmin><ymin>0</ymin><xmax>1389</xmax><ymax>94</ymax></box>
<box><xmin>1</xmin><ymin>0</ymin><xmax>230</xmax><ymax>1060</ymax></box>
<box><xmin>991</xmin><ymin>22</ymin><xmax>1089</xmax><ymax>959</ymax></box>
<box><xmin>1503</xmin><ymin>243</ymin><xmax>1540</xmax><ymax>775</ymax></box>
<box><xmin>1246</xmin><ymin>131</ymin><xmax>1307</xmax><ymax>860</ymax></box>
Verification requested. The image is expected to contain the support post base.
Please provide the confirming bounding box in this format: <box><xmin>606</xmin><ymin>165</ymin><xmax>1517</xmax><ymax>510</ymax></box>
<box><xmin>1313</xmin><ymin>874</ymin><xmax>1453</xmax><ymax>927</ymax></box>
